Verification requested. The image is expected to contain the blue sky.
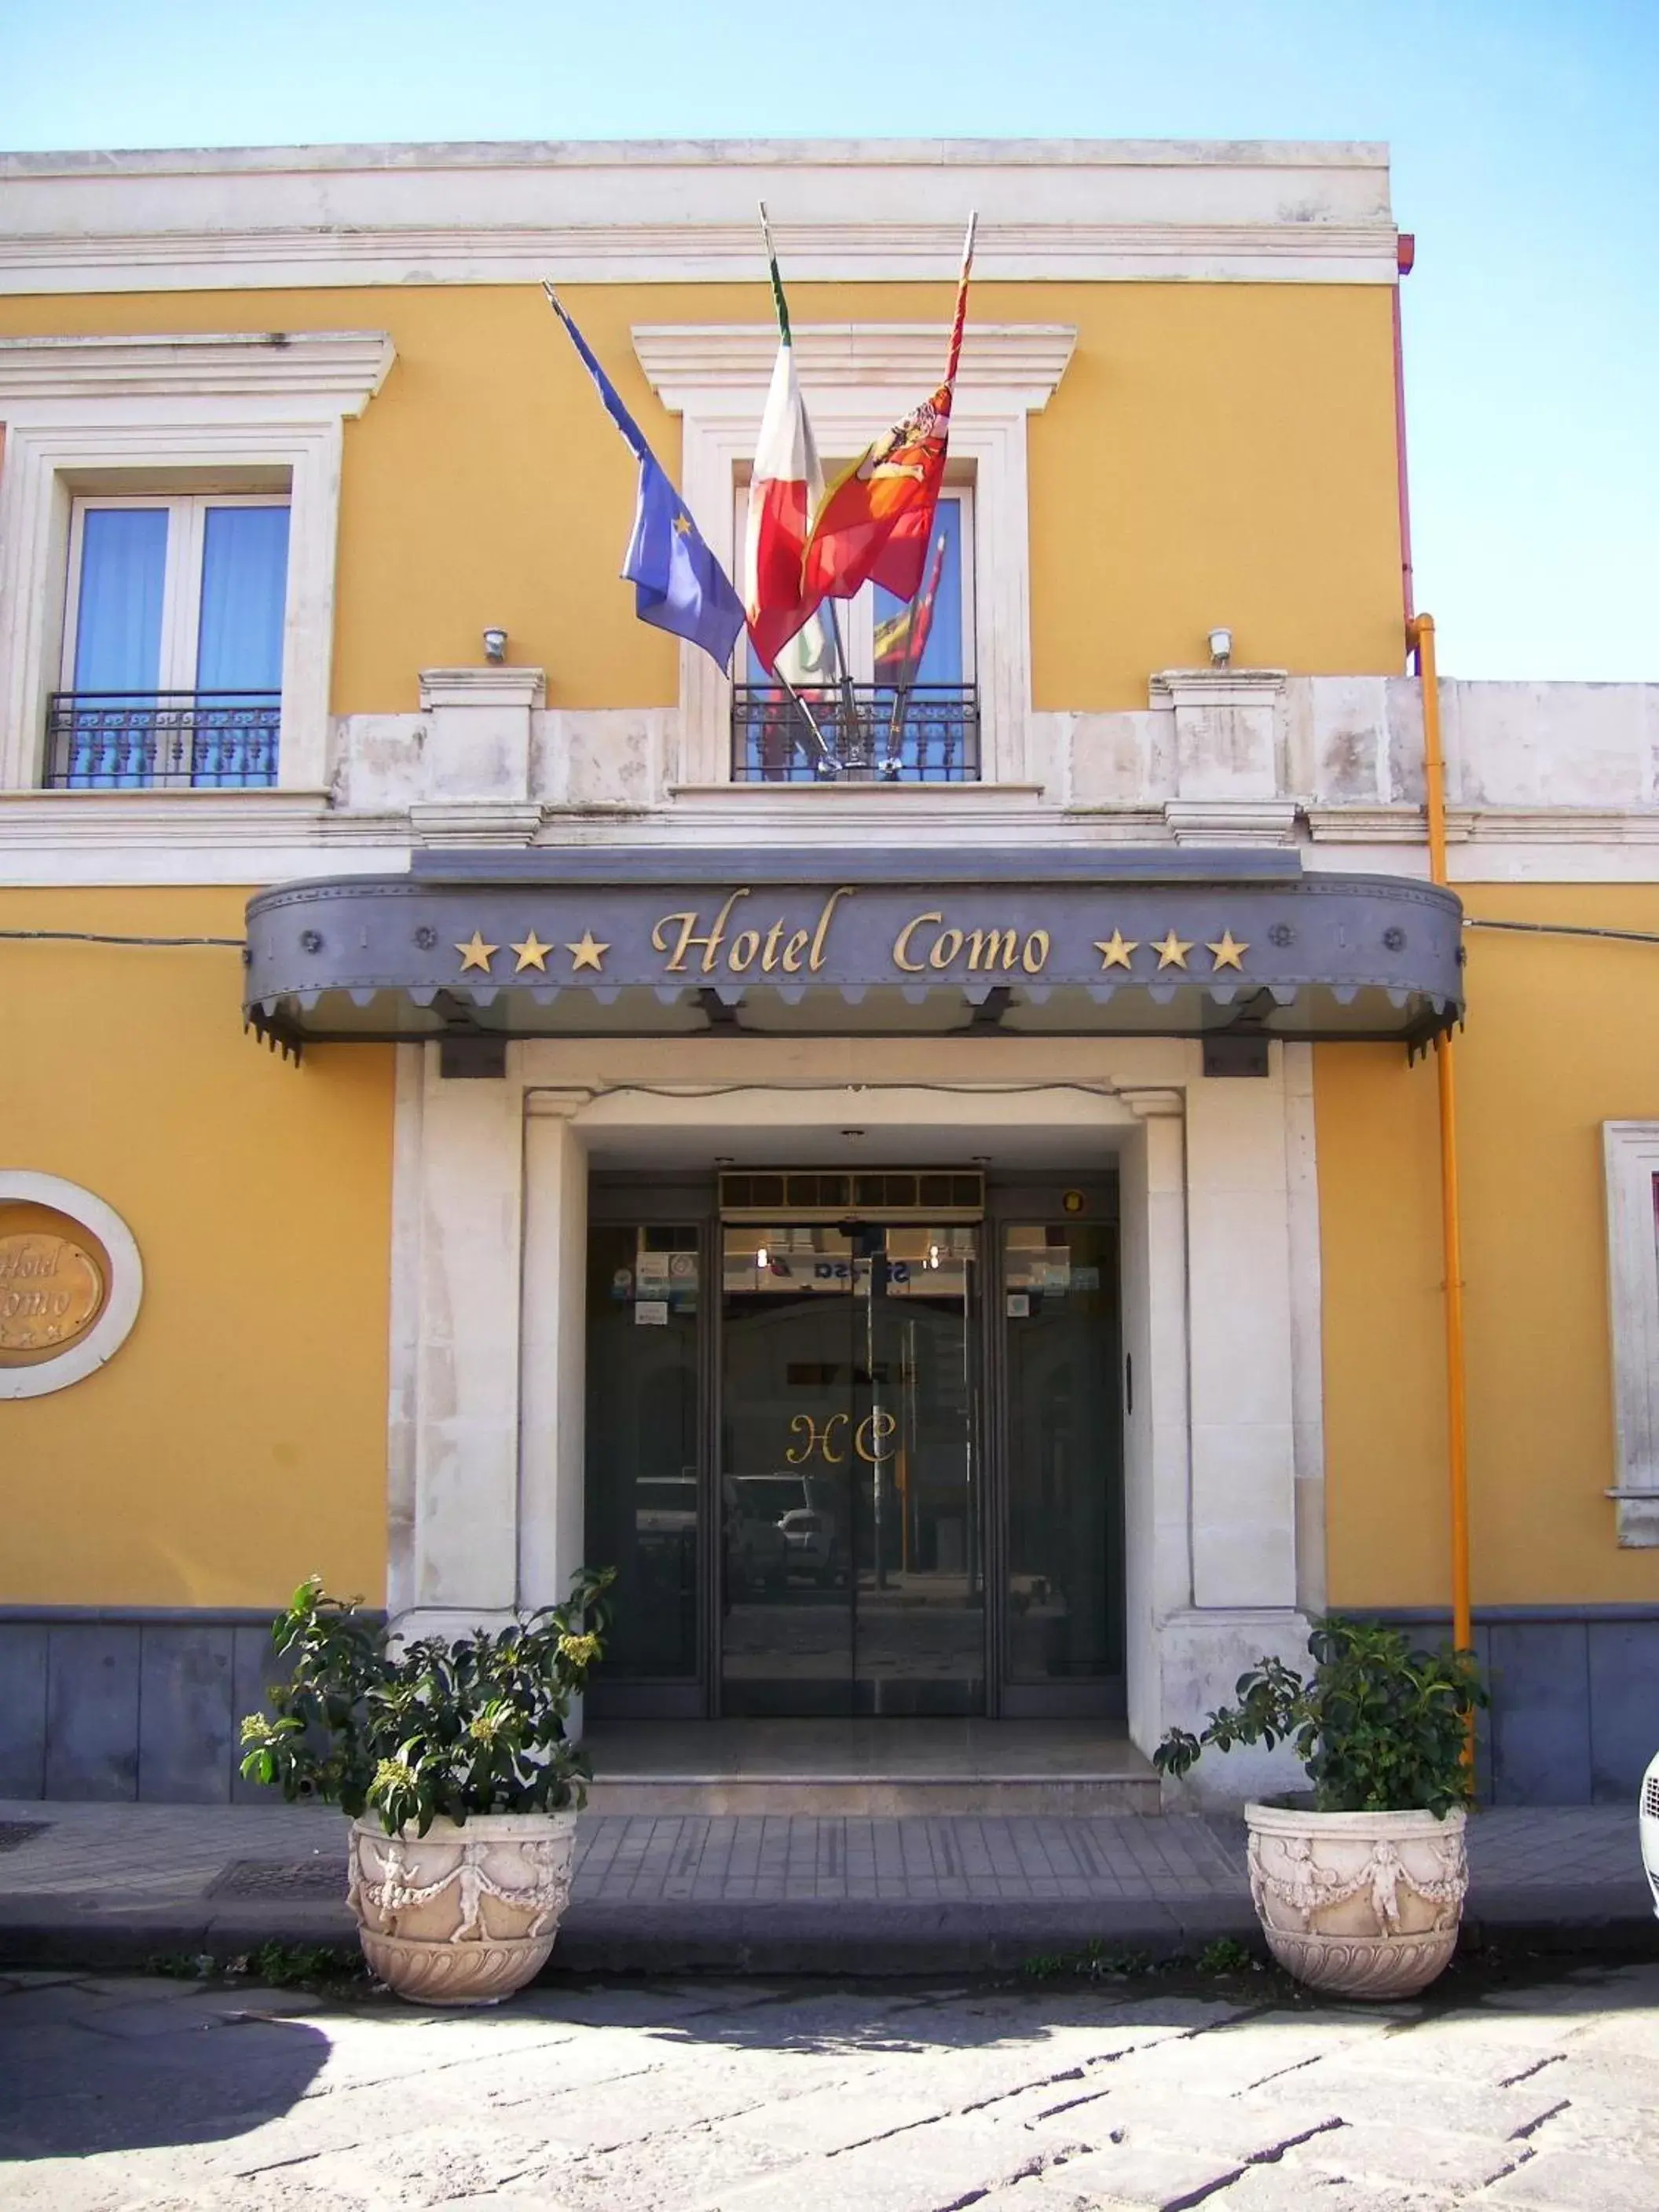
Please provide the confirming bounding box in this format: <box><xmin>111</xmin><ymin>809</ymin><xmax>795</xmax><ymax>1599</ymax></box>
<box><xmin>2</xmin><ymin>0</ymin><xmax>1654</xmax><ymax>681</ymax></box>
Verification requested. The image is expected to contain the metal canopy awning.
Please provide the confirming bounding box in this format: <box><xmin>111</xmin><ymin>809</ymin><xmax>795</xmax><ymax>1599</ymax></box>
<box><xmin>242</xmin><ymin>847</ymin><xmax>1464</xmax><ymax>1061</ymax></box>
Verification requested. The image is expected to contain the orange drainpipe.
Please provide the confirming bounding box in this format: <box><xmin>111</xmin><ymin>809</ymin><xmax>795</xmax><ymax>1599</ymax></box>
<box><xmin>1408</xmin><ymin>613</ymin><xmax>1474</xmax><ymax>1697</ymax></box>
<box><xmin>1393</xmin><ymin>234</ymin><xmax>1417</xmax><ymax>628</ymax></box>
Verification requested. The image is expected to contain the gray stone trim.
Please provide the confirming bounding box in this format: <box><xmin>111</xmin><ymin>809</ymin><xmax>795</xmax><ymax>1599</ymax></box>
<box><xmin>0</xmin><ymin>1606</ymin><xmax>386</xmax><ymax>1625</ymax></box>
<box><xmin>0</xmin><ymin>1606</ymin><xmax>382</xmax><ymax>1805</ymax></box>
<box><xmin>1355</xmin><ymin>1606</ymin><xmax>1659</xmax><ymax>1807</ymax></box>
<box><xmin>409</xmin><ymin>845</ymin><xmax>1306</xmax><ymax>884</ymax></box>
<box><xmin>1369</xmin><ymin>1604</ymin><xmax>1659</xmax><ymax>1624</ymax></box>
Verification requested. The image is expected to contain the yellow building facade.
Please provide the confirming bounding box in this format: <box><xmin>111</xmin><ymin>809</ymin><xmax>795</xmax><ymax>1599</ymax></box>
<box><xmin>1</xmin><ymin>141</ymin><xmax>1652</xmax><ymax>1805</ymax></box>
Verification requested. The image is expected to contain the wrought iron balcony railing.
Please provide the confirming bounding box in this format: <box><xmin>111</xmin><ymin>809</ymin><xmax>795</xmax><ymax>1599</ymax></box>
<box><xmin>44</xmin><ymin>690</ymin><xmax>281</xmax><ymax>790</ymax></box>
<box><xmin>731</xmin><ymin>683</ymin><xmax>980</xmax><ymax>784</ymax></box>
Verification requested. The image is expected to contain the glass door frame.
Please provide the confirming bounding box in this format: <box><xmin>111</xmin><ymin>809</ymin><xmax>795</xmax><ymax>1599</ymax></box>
<box><xmin>584</xmin><ymin>1169</ymin><xmax>1126</xmax><ymax>1723</ymax></box>
<box><xmin>983</xmin><ymin>1175</ymin><xmax>1126</xmax><ymax>1720</ymax></box>
<box><xmin>586</xmin><ymin>1173</ymin><xmax>721</xmax><ymax>1720</ymax></box>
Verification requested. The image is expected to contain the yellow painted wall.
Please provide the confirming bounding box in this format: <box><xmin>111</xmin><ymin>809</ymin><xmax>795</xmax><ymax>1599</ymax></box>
<box><xmin>0</xmin><ymin>280</ymin><xmax>1404</xmax><ymax>713</ymax></box>
<box><xmin>1319</xmin><ymin>884</ymin><xmax>1659</xmax><ymax>1607</ymax></box>
<box><xmin>0</xmin><ymin>888</ymin><xmax>392</xmax><ymax>1605</ymax></box>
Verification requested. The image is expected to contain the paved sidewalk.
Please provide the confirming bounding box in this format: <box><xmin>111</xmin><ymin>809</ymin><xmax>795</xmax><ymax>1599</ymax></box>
<box><xmin>5</xmin><ymin>1961</ymin><xmax>1659</xmax><ymax>2209</ymax></box>
<box><xmin>0</xmin><ymin>1799</ymin><xmax>1650</xmax><ymax>1975</ymax></box>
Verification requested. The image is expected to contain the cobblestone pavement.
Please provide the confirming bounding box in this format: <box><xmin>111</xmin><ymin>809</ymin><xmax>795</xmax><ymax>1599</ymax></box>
<box><xmin>0</xmin><ymin>1799</ymin><xmax>1639</xmax><ymax>1909</ymax></box>
<box><xmin>1</xmin><ymin>1961</ymin><xmax>1656</xmax><ymax>2211</ymax></box>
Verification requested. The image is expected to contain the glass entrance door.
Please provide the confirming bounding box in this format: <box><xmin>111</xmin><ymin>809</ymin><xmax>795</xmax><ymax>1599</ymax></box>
<box><xmin>720</xmin><ymin>1222</ymin><xmax>982</xmax><ymax>1715</ymax></box>
<box><xmin>997</xmin><ymin>1203</ymin><xmax>1125</xmax><ymax>1714</ymax></box>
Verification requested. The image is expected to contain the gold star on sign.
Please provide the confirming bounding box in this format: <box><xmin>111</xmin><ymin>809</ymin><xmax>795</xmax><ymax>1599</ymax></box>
<box><xmin>566</xmin><ymin>930</ymin><xmax>610</xmax><ymax>973</ymax></box>
<box><xmin>456</xmin><ymin>930</ymin><xmax>497</xmax><ymax>973</ymax></box>
<box><xmin>1152</xmin><ymin>930</ymin><xmax>1193</xmax><ymax>969</ymax></box>
<box><xmin>1094</xmin><ymin>930</ymin><xmax>1138</xmax><ymax>970</ymax></box>
<box><xmin>511</xmin><ymin>930</ymin><xmax>553</xmax><ymax>972</ymax></box>
<box><xmin>1207</xmin><ymin>930</ymin><xmax>1248</xmax><ymax>971</ymax></box>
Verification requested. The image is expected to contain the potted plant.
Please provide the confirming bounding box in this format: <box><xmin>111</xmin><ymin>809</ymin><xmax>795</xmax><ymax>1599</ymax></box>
<box><xmin>1153</xmin><ymin>1617</ymin><xmax>1487</xmax><ymax>1998</ymax></box>
<box><xmin>240</xmin><ymin>1568</ymin><xmax>612</xmax><ymax>2006</ymax></box>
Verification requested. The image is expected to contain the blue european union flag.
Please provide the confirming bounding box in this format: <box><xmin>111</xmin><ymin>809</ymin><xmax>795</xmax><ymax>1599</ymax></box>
<box><xmin>544</xmin><ymin>284</ymin><xmax>745</xmax><ymax>673</ymax></box>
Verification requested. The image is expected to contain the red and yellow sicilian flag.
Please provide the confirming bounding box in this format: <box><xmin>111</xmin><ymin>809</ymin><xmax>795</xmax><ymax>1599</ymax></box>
<box><xmin>802</xmin><ymin>215</ymin><xmax>976</xmax><ymax>609</ymax></box>
<box><xmin>874</xmin><ymin>529</ymin><xmax>949</xmax><ymax>683</ymax></box>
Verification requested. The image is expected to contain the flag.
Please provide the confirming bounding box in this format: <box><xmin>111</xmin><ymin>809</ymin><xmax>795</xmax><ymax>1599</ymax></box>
<box><xmin>874</xmin><ymin>529</ymin><xmax>949</xmax><ymax>683</ymax></box>
<box><xmin>802</xmin><ymin>215</ymin><xmax>976</xmax><ymax>609</ymax></box>
<box><xmin>543</xmin><ymin>283</ymin><xmax>745</xmax><ymax>673</ymax></box>
<box><xmin>742</xmin><ymin>221</ymin><xmax>830</xmax><ymax>675</ymax></box>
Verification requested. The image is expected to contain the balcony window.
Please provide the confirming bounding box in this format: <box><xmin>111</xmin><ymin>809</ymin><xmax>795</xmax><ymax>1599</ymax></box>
<box><xmin>48</xmin><ymin>494</ymin><xmax>290</xmax><ymax>789</ymax></box>
<box><xmin>731</xmin><ymin>485</ymin><xmax>977</xmax><ymax>783</ymax></box>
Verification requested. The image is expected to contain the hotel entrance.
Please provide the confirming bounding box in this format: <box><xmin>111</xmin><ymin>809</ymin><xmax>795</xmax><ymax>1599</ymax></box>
<box><xmin>585</xmin><ymin>1168</ymin><xmax>1125</xmax><ymax>1724</ymax></box>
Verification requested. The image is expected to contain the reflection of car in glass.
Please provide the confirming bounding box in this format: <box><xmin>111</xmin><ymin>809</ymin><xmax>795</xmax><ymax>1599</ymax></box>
<box><xmin>777</xmin><ymin>1507</ymin><xmax>843</xmax><ymax>1584</ymax></box>
<box><xmin>721</xmin><ymin>1477</ymin><xmax>789</xmax><ymax>1596</ymax></box>
<box><xmin>726</xmin><ymin>1474</ymin><xmax>846</xmax><ymax>1586</ymax></box>
<box><xmin>635</xmin><ymin>1474</ymin><xmax>697</xmax><ymax>1543</ymax></box>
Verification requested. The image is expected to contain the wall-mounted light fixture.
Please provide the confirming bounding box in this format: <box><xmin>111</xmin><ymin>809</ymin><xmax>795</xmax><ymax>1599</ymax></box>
<box><xmin>1207</xmin><ymin>626</ymin><xmax>1233</xmax><ymax>668</ymax></box>
<box><xmin>482</xmin><ymin>627</ymin><xmax>508</xmax><ymax>664</ymax></box>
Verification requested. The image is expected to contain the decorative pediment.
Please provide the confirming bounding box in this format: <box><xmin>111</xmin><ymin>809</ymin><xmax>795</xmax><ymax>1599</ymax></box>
<box><xmin>633</xmin><ymin>324</ymin><xmax>1075</xmax><ymax>416</ymax></box>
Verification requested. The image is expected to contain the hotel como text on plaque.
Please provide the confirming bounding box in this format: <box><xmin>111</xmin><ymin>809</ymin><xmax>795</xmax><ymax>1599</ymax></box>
<box><xmin>0</xmin><ymin>1209</ymin><xmax>108</xmax><ymax>1365</ymax></box>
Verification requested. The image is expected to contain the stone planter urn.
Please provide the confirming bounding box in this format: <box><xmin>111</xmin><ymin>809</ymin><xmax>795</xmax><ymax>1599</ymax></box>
<box><xmin>348</xmin><ymin>1810</ymin><xmax>578</xmax><ymax>2005</ymax></box>
<box><xmin>1245</xmin><ymin>1801</ymin><xmax>1468</xmax><ymax>1999</ymax></box>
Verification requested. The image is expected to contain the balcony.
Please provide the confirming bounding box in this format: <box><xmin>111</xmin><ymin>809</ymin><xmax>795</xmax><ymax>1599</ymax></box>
<box><xmin>731</xmin><ymin>683</ymin><xmax>980</xmax><ymax>784</ymax></box>
<box><xmin>44</xmin><ymin>691</ymin><xmax>280</xmax><ymax>790</ymax></box>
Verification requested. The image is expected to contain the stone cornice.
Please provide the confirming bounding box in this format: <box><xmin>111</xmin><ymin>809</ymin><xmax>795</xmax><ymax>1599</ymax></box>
<box><xmin>0</xmin><ymin>138</ymin><xmax>1397</xmax><ymax>295</ymax></box>
<box><xmin>634</xmin><ymin>323</ymin><xmax>1076</xmax><ymax>409</ymax></box>
<box><xmin>0</xmin><ymin>224</ymin><xmax>1399</xmax><ymax>295</ymax></box>
<box><xmin>1150</xmin><ymin>668</ymin><xmax>1289</xmax><ymax>710</ymax></box>
<box><xmin>0</xmin><ymin>138</ymin><xmax>1391</xmax><ymax>178</ymax></box>
<box><xmin>0</xmin><ymin>329</ymin><xmax>394</xmax><ymax>412</ymax></box>
<box><xmin>419</xmin><ymin>667</ymin><xmax>547</xmax><ymax>712</ymax></box>
<box><xmin>1305</xmin><ymin>804</ymin><xmax>1659</xmax><ymax>847</ymax></box>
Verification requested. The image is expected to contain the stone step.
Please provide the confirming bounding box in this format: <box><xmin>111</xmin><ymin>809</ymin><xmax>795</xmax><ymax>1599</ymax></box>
<box><xmin>584</xmin><ymin>1771</ymin><xmax>1163</xmax><ymax>1817</ymax></box>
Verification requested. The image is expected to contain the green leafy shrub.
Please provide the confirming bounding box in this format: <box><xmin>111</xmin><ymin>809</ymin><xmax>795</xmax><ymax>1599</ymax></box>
<box><xmin>239</xmin><ymin>1568</ymin><xmax>613</xmax><ymax>1836</ymax></box>
<box><xmin>1152</xmin><ymin>1616</ymin><xmax>1487</xmax><ymax>1817</ymax></box>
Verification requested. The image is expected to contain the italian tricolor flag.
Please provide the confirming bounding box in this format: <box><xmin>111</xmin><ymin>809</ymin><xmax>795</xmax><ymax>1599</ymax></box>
<box><xmin>742</xmin><ymin>220</ymin><xmax>828</xmax><ymax>676</ymax></box>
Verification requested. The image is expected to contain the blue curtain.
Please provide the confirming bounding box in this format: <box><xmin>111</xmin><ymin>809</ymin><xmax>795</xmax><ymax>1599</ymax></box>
<box><xmin>873</xmin><ymin>500</ymin><xmax>967</xmax><ymax>780</ymax></box>
<box><xmin>68</xmin><ymin>507</ymin><xmax>167</xmax><ymax>788</ymax></box>
<box><xmin>873</xmin><ymin>497</ymin><xmax>964</xmax><ymax>688</ymax></box>
<box><xmin>194</xmin><ymin>504</ymin><xmax>289</xmax><ymax>786</ymax></box>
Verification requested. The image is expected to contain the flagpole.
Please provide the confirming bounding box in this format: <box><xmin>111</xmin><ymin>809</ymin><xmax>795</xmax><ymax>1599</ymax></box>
<box><xmin>946</xmin><ymin>211</ymin><xmax>978</xmax><ymax>388</ymax></box>
<box><xmin>767</xmin><ymin>668</ymin><xmax>837</xmax><ymax>774</ymax></box>
<box><xmin>756</xmin><ymin>201</ymin><xmax>861</xmax><ymax>767</ymax></box>
<box><xmin>884</xmin><ymin>220</ymin><xmax>974</xmax><ymax>773</ymax></box>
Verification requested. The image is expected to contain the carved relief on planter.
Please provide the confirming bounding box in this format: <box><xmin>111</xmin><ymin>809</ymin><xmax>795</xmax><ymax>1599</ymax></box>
<box><xmin>1245</xmin><ymin>1801</ymin><xmax>1468</xmax><ymax>1999</ymax></box>
<box><xmin>348</xmin><ymin>1811</ymin><xmax>577</xmax><ymax>2005</ymax></box>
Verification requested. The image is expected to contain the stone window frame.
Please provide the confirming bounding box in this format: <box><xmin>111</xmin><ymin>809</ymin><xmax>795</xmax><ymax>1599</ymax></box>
<box><xmin>631</xmin><ymin>322</ymin><xmax>1075</xmax><ymax>789</ymax></box>
<box><xmin>0</xmin><ymin>330</ymin><xmax>394</xmax><ymax>795</ymax></box>
<box><xmin>1603</xmin><ymin>1120</ymin><xmax>1659</xmax><ymax>1546</ymax></box>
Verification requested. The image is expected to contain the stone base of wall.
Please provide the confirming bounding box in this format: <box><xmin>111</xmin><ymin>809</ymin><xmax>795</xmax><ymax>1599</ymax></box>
<box><xmin>1370</xmin><ymin>1607</ymin><xmax>1659</xmax><ymax>1806</ymax></box>
<box><xmin>2</xmin><ymin>1606</ymin><xmax>1652</xmax><ymax>1807</ymax></box>
<box><xmin>0</xmin><ymin>1607</ymin><xmax>372</xmax><ymax>1805</ymax></box>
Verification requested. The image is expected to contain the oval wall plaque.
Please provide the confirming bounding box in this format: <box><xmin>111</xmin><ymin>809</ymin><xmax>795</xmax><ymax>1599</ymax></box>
<box><xmin>0</xmin><ymin>1175</ymin><xmax>141</xmax><ymax>1400</ymax></box>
